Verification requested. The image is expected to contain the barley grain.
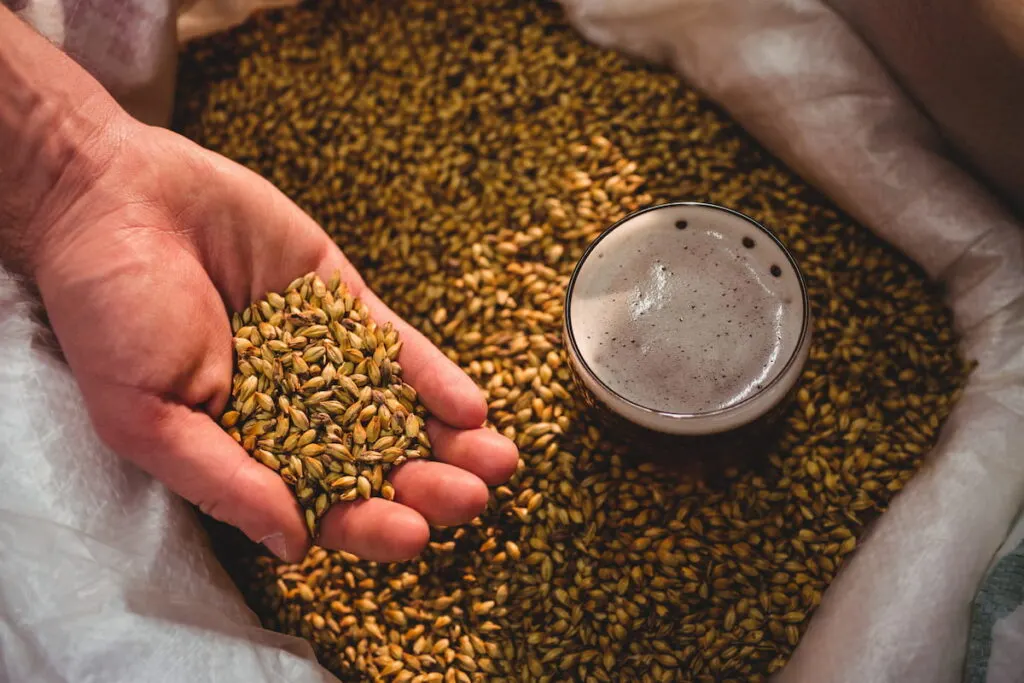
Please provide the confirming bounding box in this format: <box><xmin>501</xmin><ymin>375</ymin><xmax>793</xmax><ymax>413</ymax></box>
<box><xmin>181</xmin><ymin>1</ymin><xmax>971</xmax><ymax>680</ymax></box>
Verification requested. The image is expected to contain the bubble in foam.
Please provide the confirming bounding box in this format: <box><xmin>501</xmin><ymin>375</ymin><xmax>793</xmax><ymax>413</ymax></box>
<box><xmin>568</xmin><ymin>204</ymin><xmax>806</xmax><ymax>415</ymax></box>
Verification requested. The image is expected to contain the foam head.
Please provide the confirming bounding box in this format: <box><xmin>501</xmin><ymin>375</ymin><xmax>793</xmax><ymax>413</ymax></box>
<box><xmin>565</xmin><ymin>203</ymin><xmax>811</xmax><ymax>435</ymax></box>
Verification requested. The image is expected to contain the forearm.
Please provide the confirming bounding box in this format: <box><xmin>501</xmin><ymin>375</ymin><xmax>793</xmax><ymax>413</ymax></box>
<box><xmin>0</xmin><ymin>4</ymin><xmax>125</xmax><ymax>277</ymax></box>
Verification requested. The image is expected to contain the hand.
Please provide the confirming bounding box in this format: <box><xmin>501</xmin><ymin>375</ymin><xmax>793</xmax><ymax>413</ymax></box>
<box><xmin>18</xmin><ymin>113</ymin><xmax>518</xmax><ymax>563</ymax></box>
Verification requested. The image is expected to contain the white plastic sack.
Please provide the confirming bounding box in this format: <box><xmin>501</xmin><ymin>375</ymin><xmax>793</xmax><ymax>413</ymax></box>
<box><xmin>177</xmin><ymin>0</ymin><xmax>300</xmax><ymax>42</ymax></box>
<box><xmin>2</xmin><ymin>0</ymin><xmax>1023</xmax><ymax>681</ymax></box>
<box><xmin>0</xmin><ymin>276</ymin><xmax>339</xmax><ymax>683</ymax></box>
<box><xmin>3</xmin><ymin>0</ymin><xmax>301</xmax><ymax>126</ymax></box>
<box><xmin>966</xmin><ymin>509</ymin><xmax>1024</xmax><ymax>683</ymax></box>
<box><xmin>5</xmin><ymin>0</ymin><xmax>177</xmax><ymax>126</ymax></box>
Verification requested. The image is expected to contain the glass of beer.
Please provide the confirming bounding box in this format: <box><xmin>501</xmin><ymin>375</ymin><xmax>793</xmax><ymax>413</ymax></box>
<box><xmin>563</xmin><ymin>202</ymin><xmax>812</xmax><ymax>457</ymax></box>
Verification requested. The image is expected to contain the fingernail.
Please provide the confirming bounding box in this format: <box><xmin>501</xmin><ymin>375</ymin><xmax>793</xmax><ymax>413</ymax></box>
<box><xmin>260</xmin><ymin>533</ymin><xmax>289</xmax><ymax>561</ymax></box>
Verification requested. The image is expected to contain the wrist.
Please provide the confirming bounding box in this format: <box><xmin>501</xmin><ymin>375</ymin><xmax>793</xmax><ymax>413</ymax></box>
<box><xmin>0</xmin><ymin>5</ymin><xmax>129</xmax><ymax>279</ymax></box>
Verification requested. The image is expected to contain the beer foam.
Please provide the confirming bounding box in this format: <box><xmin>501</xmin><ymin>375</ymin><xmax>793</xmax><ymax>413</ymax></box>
<box><xmin>567</xmin><ymin>204</ymin><xmax>807</xmax><ymax>417</ymax></box>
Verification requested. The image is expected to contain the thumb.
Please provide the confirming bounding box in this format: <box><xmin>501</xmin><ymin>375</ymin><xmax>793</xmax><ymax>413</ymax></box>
<box><xmin>92</xmin><ymin>390</ymin><xmax>310</xmax><ymax>562</ymax></box>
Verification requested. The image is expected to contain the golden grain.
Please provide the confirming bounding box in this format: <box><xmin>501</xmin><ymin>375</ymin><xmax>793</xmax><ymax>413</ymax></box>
<box><xmin>221</xmin><ymin>272</ymin><xmax>432</xmax><ymax>536</ymax></box>
<box><xmin>182</xmin><ymin>1</ymin><xmax>970</xmax><ymax>680</ymax></box>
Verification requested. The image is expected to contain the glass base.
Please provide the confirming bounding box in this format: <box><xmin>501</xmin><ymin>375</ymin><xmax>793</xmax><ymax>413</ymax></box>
<box><xmin>568</xmin><ymin>361</ymin><xmax>801</xmax><ymax>484</ymax></box>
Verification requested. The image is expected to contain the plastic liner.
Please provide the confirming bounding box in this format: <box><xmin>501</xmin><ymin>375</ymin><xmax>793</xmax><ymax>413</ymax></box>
<box><xmin>0</xmin><ymin>279</ymin><xmax>338</xmax><ymax>683</ymax></box>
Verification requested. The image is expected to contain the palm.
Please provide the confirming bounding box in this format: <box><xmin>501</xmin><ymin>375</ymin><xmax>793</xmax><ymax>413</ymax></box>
<box><xmin>35</xmin><ymin>128</ymin><xmax>518</xmax><ymax>562</ymax></box>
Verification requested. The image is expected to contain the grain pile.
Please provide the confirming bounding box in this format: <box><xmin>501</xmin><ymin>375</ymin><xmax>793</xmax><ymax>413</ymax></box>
<box><xmin>176</xmin><ymin>1</ymin><xmax>971</xmax><ymax>681</ymax></box>
<box><xmin>222</xmin><ymin>272</ymin><xmax>430</xmax><ymax>536</ymax></box>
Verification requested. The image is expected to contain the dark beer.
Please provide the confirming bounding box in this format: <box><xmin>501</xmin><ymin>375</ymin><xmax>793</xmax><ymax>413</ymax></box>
<box><xmin>564</xmin><ymin>202</ymin><xmax>811</xmax><ymax>453</ymax></box>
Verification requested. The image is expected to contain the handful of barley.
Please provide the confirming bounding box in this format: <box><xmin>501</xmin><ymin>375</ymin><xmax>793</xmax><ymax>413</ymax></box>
<box><xmin>220</xmin><ymin>272</ymin><xmax>431</xmax><ymax>537</ymax></box>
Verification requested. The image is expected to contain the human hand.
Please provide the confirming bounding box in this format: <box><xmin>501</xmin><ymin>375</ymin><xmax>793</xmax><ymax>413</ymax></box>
<box><xmin>11</xmin><ymin>111</ymin><xmax>518</xmax><ymax>563</ymax></box>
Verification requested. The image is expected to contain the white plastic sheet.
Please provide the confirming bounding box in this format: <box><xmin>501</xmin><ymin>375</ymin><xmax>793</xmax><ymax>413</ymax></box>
<box><xmin>0</xmin><ymin>276</ymin><xmax>338</xmax><ymax>683</ymax></box>
<box><xmin>177</xmin><ymin>0</ymin><xmax>300</xmax><ymax>42</ymax></box>
<box><xmin>2</xmin><ymin>0</ymin><xmax>1023</xmax><ymax>681</ymax></box>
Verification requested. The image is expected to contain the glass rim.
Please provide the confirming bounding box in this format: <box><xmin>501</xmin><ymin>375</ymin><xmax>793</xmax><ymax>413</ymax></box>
<box><xmin>563</xmin><ymin>201</ymin><xmax>812</xmax><ymax>422</ymax></box>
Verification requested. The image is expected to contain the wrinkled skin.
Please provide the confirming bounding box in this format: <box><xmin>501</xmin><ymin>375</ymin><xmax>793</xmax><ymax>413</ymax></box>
<box><xmin>0</xmin><ymin>7</ymin><xmax>518</xmax><ymax>562</ymax></box>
